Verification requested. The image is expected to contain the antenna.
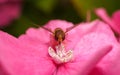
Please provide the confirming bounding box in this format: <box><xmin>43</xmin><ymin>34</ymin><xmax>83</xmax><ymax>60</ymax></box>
<box><xmin>32</xmin><ymin>23</ymin><xmax>53</xmax><ymax>33</ymax></box>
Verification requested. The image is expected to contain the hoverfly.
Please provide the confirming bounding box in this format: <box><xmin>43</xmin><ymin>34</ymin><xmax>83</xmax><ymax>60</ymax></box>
<box><xmin>33</xmin><ymin>23</ymin><xmax>78</xmax><ymax>44</ymax></box>
<box><xmin>31</xmin><ymin>11</ymin><xmax>93</xmax><ymax>45</ymax></box>
<box><xmin>34</xmin><ymin>20</ymin><xmax>99</xmax><ymax>45</ymax></box>
<box><xmin>41</xmin><ymin>25</ymin><xmax>76</xmax><ymax>63</ymax></box>
<box><xmin>33</xmin><ymin>20</ymin><xmax>99</xmax><ymax>46</ymax></box>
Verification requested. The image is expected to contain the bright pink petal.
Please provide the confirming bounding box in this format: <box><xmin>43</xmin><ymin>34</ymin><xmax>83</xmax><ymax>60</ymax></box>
<box><xmin>19</xmin><ymin>27</ymin><xmax>50</xmax><ymax>44</ymax></box>
<box><xmin>119</xmin><ymin>38</ymin><xmax>120</xmax><ymax>42</ymax></box>
<box><xmin>112</xmin><ymin>10</ymin><xmax>120</xmax><ymax>34</ymax></box>
<box><xmin>86</xmin><ymin>21</ymin><xmax>120</xmax><ymax>75</ymax></box>
<box><xmin>19</xmin><ymin>27</ymin><xmax>53</xmax><ymax>56</ymax></box>
<box><xmin>53</xmin><ymin>20</ymin><xmax>117</xmax><ymax>75</ymax></box>
<box><xmin>65</xmin><ymin>20</ymin><xmax>116</xmax><ymax>50</ymax></box>
<box><xmin>73</xmin><ymin>20</ymin><xmax>115</xmax><ymax>37</ymax></box>
<box><xmin>95</xmin><ymin>8</ymin><xmax>120</xmax><ymax>34</ymax></box>
<box><xmin>89</xmin><ymin>44</ymin><xmax>120</xmax><ymax>75</ymax></box>
<box><xmin>19</xmin><ymin>20</ymin><xmax>74</xmax><ymax>50</ymax></box>
<box><xmin>55</xmin><ymin>20</ymin><xmax>118</xmax><ymax>75</ymax></box>
<box><xmin>19</xmin><ymin>20</ymin><xmax>116</xmax><ymax>54</ymax></box>
<box><xmin>0</xmin><ymin>31</ymin><xmax>56</xmax><ymax>75</ymax></box>
<box><xmin>55</xmin><ymin>32</ymin><xmax>113</xmax><ymax>75</ymax></box>
<box><xmin>0</xmin><ymin>20</ymin><xmax>120</xmax><ymax>75</ymax></box>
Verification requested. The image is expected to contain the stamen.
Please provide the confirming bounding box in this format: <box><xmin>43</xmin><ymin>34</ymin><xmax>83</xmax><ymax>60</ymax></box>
<box><xmin>48</xmin><ymin>44</ymin><xmax>73</xmax><ymax>64</ymax></box>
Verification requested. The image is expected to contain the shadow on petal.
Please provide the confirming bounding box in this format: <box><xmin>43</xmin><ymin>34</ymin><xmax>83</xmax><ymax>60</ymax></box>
<box><xmin>89</xmin><ymin>67</ymin><xmax>105</xmax><ymax>75</ymax></box>
<box><xmin>0</xmin><ymin>63</ymin><xmax>10</xmax><ymax>75</ymax></box>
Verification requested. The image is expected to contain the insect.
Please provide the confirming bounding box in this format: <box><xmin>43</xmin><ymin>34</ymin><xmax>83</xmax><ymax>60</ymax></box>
<box><xmin>30</xmin><ymin>11</ymin><xmax>94</xmax><ymax>45</ymax></box>
<box><xmin>32</xmin><ymin>23</ymin><xmax>79</xmax><ymax>45</ymax></box>
<box><xmin>41</xmin><ymin>26</ymin><xmax>77</xmax><ymax>44</ymax></box>
<box><xmin>35</xmin><ymin>20</ymin><xmax>99</xmax><ymax>45</ymax></box>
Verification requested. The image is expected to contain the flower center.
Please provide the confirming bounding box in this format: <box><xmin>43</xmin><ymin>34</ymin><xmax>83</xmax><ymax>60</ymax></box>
<box><xmin>48</xmin><ymin>44</ymin><xmax>73</xmax><ymax>64</ymax></box>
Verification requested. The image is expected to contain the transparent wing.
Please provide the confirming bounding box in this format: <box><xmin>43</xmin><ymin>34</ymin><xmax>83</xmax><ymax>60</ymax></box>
<box><xmin>65</xmin><ymin>25</ymin><xmax>78</xmax><ymax>33</ymax></box>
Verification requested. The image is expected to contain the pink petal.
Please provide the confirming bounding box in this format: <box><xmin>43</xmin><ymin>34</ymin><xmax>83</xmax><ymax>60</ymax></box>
<box><xmin>19</xmin><ymin>20</ymin><xmax>74</xmax><ymax>50</ymax></box>
<box><xmin>89</xmin><ymin>44</ymin><xmax>120</xmax><ymax>75</ymax></box>
<box><xmin>112</xmin><ymin>10</ymin><xmax>120</xmax><ymax>34</ymax></box>
<box><xmin>65</xmin><ymin>20</ymin><xmax>116</xmax><ymax>50</ymax></box>
<box><xmin>95</xmin><ymin>8</ymin><xmax>120</xmax><ymax>34</ymax></box>
<box><xmin>0</xmin><ymin>63</ymin><xmax>9</xmax><ymax>75</ymax></box>
<box><xmin>74</xmin><ymin>20</ymin><xmax>115</xmax><ymax>37</ymax></box>
<box><xmin>0</xmin><ymin>19</ymin><xmax>119</xmax><ymax>75</ymax></box>
<box><xmin>6</xmin><ymin>2</ymin><xmax>21</xmax><ymax>19</ymax></box>
<box><xmin>19</xmin><ymin>27</ymin><xmax>51</xmax><ymax>45</ymax></box>
<box><xmin>55</xmin><ymin>33</ymin><xmax>113</xmax><ymax>75</ymax></box>
<box><xmin>0</xmin><ymin>31</ymin><xmax>56</xmax><ymax>75</ymax></box>
<box><xmin>19</xmin><ymin>27</ymin><xmax>53</xmax><ymax>56</ymax></box>
<box><xmin>54</xmin><ymin>20</ymin><xmax>117</xmax><ymax>75</ymax></box>
<box><xmin>0</xmin><ymin>0</ymin><xmax>7</xmax><ymax>3</ymax></box>
<box><xmin>55</xmin><ymin>19</ymin><xmax>118</xmax><ymax>75</ymax></box>
<box><xmin>86</xmin><ymin>22</ymin><xmax>120</xmax><ymax>75</ymax></box>
<box><xmin>0</xmin><ymin>0</ymin><xmax>22</xmax><ymax>27</ymax></box>
<box><xmin>76</xmin><ymin>20</ymin><xmax>120</xmax><ymax>75</ymax></box>
<box><xmin>19</xmin><ymin>20</ymin><xmax>116</xmax><ymax>53</ymax></box>
<box><xmin>119</xmin><ymin>38</ymin><xmax>120</xmax><ymax>42</ymax></box>
<box><xmin>44</xmin><ymin>20</ymin><xmax>74</xmax><ymax>32</ymax></box>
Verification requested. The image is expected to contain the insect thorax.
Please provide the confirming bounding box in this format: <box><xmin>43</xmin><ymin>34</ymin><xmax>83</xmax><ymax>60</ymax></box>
<box><xmin>54</xmin><ymin>28</ymin><xmax>65</xmax><ymax>42</ymax></box>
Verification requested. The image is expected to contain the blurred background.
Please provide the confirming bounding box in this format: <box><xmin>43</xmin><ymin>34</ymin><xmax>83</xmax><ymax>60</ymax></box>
<box><xmin>0</xmin><ymin>0</ymin><xmax>120</xmax><ymax>37</ymax></box>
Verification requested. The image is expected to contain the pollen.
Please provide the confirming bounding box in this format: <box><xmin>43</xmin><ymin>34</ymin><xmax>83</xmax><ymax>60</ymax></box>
<box><xmin>48</xmin><ymin>44</ymin><xmax>73</xmax><ymax>64</ymax></box>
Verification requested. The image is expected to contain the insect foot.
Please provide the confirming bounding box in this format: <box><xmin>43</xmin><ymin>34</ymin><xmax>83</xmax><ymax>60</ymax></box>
<box><xmin>48</xmin><ymin>44</ymin><xmax>73</xmax><ymax>64</ymax></box>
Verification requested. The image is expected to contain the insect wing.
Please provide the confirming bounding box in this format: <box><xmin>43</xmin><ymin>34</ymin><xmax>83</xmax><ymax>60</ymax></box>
<box><xmin>33</xmin><ymin>23</ymin><xmax>53</xmax><ymax>33</ymax></box>
<box><xmin>65</xmin><ymin>25</ymin><xmax>78</xmax><ymax>33</ymax></box>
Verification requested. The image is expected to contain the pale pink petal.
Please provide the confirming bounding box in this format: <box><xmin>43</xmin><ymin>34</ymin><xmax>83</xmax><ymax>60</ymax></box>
<box><xmin>95</xmin><ymin>8</ymin><xmax>120</xmax><ymax>34</ymax></box>
<box><xmin>0</xmin><ymin>31</ymin><xmax>56</xmax><ymax>75</ymax></box>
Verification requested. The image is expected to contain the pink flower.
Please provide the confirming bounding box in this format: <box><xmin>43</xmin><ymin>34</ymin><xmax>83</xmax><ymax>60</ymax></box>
<box><xmin>95</xmin><ymin>8</ymin><xmax>120</xmax><ymax>42</ymax></box>
<box><xmin>0</xmin><ymin>20</ymin><xmax>119</xmax><ymax>75</ymax></box>
<box><xmin>0</xmin><ymin>0</ymin><xmax>22</xmax><ymax>27</ymax></box>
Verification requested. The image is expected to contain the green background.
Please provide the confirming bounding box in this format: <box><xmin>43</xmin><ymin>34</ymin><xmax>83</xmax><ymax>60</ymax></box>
<box><xmin>2</xmin><ymin>0</ymin><xmax>120</xmax><ymax>37</ymax></box>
